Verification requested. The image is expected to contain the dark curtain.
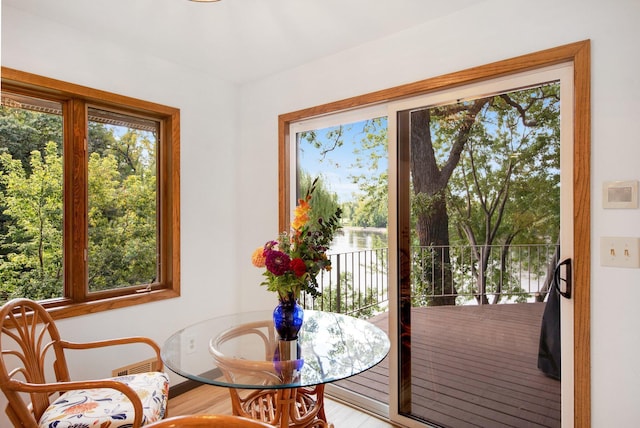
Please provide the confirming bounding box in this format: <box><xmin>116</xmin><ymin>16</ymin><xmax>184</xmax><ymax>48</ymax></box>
<box><xmin>538</xmin><ymin>279</ymin><xmax>561</xmax><ymax>380</ymax></box>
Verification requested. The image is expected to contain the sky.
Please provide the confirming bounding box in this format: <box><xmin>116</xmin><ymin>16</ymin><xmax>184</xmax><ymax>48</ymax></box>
<box><xmin>297</xmin><ymin>117</ymin><xmax>388</xmax><ymax>203</ymax></box>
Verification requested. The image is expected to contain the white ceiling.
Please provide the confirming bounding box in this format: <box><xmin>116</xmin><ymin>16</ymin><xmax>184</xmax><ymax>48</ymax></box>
<box><xmin>4</xmin><ymin>0</ymin><xmax>485</xmax><ymax>84</ymax></box>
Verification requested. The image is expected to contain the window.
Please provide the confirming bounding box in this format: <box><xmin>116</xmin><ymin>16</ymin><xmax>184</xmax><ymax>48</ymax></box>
<box><xmin>289</xmin><ymin>104</ymin><xmax>388</xmax><ymax>220</ymax></box>
<box><xmin>0</xmin><ymin>67</ymin><xmax>180</xmax><ymax>318</ymax></box>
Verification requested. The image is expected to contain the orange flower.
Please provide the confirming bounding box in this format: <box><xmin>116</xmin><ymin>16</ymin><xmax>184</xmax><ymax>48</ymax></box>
<box><xmin>251</xmin><ymin>176</ymin><xmax>342</xmax><ymax>299</ymax></box>
<box><xmin>291</xmin><ymin>198</ymin><xmax>311</xmax><ymax>231</ymax></box>
<box><xmin>251</xmin><ymin>247</ymin><xmax>266</xmax><ymax>268</ymax></box>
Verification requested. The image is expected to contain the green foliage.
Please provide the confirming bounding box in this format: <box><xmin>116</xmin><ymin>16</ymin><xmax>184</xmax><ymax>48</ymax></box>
<box><xmin>300</xmin><ymin>84</ymin><xmax>560</xmax><ymax>307</ymax></box>
<box><xmin>87</xmin><ymin>153</ymin><xmax>157</xmax><ymax>290</ymax></box>
<box><xmin>0</xmin><ymin>104</ymin><xmax>159</xmax><ymax>302</ymax></box>
<box><xmin>349</xmin><ymin>118</ymin><xmax>388</xmax><ymax>227</ymax></box>
<box><xmin>86</xmin><ymin>121</ymin><xmax>159</xmax><ymax>290</ymax></box>
<box><xmin>0</xmin><ymin>142</ymin><xmax>63</xmax><ymax>300</ymax></box>
<box><xmin>351</xmin><ymin>172</ymin><xmax>388</xmax><ymax>227</ymax></box>
<box><xmin>312</xmin><ymin>271</ymin><xmax>383</xmax><ymax>318</ymax></box>
<box><xmin>299</xmin><ymin>118</ymin><xmax>388</xmax><ymax>228</ymax></box>
<box><xmin>298</xmin><ymin>172</ymin><xmax>341</xmax><ymax>226</ymax></box>
<box><xmin>0</xmin><ymin>106</ymin><xmax>63</xmax><ymax>171</ymax></box>
<box><xmin>446</xmin><ymin>84</ymin><xmax>560</xmax><ymax>247</ymax></box>
<box><xmin>438</xmin><ymin>84</ymin><xmax>561</xmax><ymax>303</ymax></box>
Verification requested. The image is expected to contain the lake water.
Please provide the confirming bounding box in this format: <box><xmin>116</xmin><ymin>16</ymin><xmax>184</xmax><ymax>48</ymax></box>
<box><xmin>329</xmin><ymin>227</ymin><xmax>388</xmax><ymax>254</ymax></box>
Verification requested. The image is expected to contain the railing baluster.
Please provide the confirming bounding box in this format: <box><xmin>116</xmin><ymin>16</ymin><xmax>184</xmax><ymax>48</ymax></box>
<box><xmin>304</xmin><ymin>243</ymin><xmax>558</xmax><ymax>318</ymax></box>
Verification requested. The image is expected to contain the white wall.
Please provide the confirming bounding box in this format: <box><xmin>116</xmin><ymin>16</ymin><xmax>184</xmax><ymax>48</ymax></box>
<box><xmin>2</xmin><ymin>0</ymin><xmax>640</xmax><ymax>426</ymax></box>
<box><xmin>237</xmin><ymin>0</ymin><xmax>640</xmax><ymax>426</ymax></box>
<box><xmin>0</xmin><ymin>2</ymin><xmax>251</xmax><ymax>417</ymax></box>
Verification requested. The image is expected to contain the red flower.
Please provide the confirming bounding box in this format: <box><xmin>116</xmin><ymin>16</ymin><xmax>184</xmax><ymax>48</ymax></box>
<box><xmin>290</xmin><ymin>258</ymin><xmax>307</xmax><ymax>277</ymax></box>
<box><xmin>265</xmin><ymin>250</ymin><xmax>291</xmax><ymax>276</ymax></box>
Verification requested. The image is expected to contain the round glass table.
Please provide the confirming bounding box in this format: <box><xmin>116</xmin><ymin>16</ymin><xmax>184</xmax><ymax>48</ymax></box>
<box><xmin>161</xmin><ymin>310</ymin><xmax>389</xmax><ymax>428</ymax></box>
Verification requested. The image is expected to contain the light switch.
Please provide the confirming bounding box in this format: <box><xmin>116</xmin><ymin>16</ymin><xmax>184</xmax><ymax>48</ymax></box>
<box><xmin>600</xmin><ymin>237</ymin><xmax>640</xmax><ymax>268</ymax></box>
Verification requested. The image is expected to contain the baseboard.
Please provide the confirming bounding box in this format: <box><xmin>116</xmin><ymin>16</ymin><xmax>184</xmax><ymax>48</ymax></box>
<box><xmin>168</xmin><ymin>368</ymin><xmax>222</xmax><ymax>398</ymax></box>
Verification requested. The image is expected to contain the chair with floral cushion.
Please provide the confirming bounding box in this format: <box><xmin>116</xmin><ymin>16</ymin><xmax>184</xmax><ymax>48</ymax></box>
<box><xmin>0</xmin><ymin>298</ymin><xmax>169</xmax><ymax>427</ymax></box>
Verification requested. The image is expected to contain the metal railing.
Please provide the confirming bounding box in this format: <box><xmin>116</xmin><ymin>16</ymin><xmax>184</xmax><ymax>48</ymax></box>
<box><xmin>300</xmin><ymin>248</ymin><xmax>389</xmax><ymax>317</ymax></box>
<box><xmin>300</xmin><ymin>243</ymin><xmax>558</xmax><ymax>318</ymax></box>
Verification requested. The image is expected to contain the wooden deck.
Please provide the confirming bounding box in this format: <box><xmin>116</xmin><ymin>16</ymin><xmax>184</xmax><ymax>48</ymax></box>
<box><xmin>334</xmin><ymin>303</ymin><xmax>561</xmax><ymax>428</ymax></box>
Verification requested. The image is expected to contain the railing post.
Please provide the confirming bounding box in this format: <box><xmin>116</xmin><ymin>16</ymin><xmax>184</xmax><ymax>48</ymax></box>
<box><xmin>479</xmin><ymin>246</ymin><xmax>485</xmax><ymax>305</ymax></box>
<box><xmin>335</xmin><ymin>254</ymin><xmax>341</xmax><ymax>313</ymax></box>
<box><xmin>318</xmin><ymin>243</ymin><xmax>557</xmax><ymax>314</ymax></box>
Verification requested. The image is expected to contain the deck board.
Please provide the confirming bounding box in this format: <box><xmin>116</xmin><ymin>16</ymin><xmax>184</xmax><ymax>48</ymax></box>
<box><xmin>334</xmin><ymin>303</ymin><xmax>561</xmax><ymax>427</ymax></box>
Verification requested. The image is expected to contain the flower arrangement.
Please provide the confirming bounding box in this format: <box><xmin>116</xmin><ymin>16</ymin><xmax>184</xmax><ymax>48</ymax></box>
<box><xmin>252</xmin><ymin>178</ymin><xmax>342</xmax><ymax>302</ymax></box>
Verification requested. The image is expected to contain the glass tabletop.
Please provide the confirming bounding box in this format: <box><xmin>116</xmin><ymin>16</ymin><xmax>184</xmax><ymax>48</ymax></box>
<box><xmin>161</xmin><ymin>310</ymin><xmax>389</xmax><ymax>389</ymax></box>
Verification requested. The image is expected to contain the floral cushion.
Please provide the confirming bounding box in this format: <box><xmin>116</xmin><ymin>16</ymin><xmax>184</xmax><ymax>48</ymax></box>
<box><xmin>38</xmin><ymin>371</ymin><xmax>169</xmax><ymax>428</ymax></box>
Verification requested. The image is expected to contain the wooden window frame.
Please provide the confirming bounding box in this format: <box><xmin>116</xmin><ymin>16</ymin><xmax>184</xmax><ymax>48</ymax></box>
<box><xmin>1</xmin><ymin>67</ymin><xmax>180</xmax><ymax>320</ymax></box>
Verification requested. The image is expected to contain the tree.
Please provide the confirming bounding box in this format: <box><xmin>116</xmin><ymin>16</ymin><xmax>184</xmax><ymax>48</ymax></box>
<box><xmin>350</xmin><ymin>118</ymin><xmax>388</xmax><ymax>228</ymax></box>
<box><xmin>447</xmin><ymin>84</ymin><xmax>560</xmax><ymax>304</ymax></box>
<box><xmin>0</xmin><ymin>104</ymin><xmax>160</xmax><ymax>300</ymax></box>
<box><xmin>298</xmin><ymin>172</ymin><xmax>340</xmax><ymax>228</ymax></box>
<box><xmin>0</xmin><ymin>106</ymin><xmax>63</xmax><ymax>171</ymax></box>
<box><xmin>299</xmin><ymin>118</ymin><xmax>388</xmax><ymax>228</ymax></box>
<box><xmin>87</xmin><ymin>127</ymin><xmax>158</xmax><ymax>290</ymax></box>
<box><xmin>296</xmin><ymin>87</ymin><xmax>560</xmax><ymax>309</ymax></box>
<box><xmin>0</xmin><ymin>142</ymin><xmax>63</xmax><ymax>300</ymax></box>
<box><xmin>351</xmin><ymin>172</ymin><xmax>387</xmax><ymax>228</ymax></box>
<box><xmin>0</xmin><ymin>106</ymin><xmax>63</xmax><ymax>263</ymax></box>
<box><xmin>410</xmin><ymin>98</ymin><xmax>491</xmax><ymax>305</ymax></box>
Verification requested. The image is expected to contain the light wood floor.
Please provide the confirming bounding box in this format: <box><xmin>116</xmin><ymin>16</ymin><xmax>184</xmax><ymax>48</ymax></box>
<box><xmin>168</xmin><ymin>384</ymin><xmax>398</xmax><ymax>428</ymax></box>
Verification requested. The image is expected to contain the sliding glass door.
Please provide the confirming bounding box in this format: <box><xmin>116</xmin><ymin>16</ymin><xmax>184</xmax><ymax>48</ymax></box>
<box><xmin>388</xmin><ymin>64</ymin><xmax>575</xmax><ymax>427</ymax></box>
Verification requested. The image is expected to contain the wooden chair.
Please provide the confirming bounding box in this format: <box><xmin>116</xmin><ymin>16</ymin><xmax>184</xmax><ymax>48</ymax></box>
<box><xmin>145</xmin><ymin>414</ymin><xmax>273</xmax><ymax>427</ymax></box>
<box><xmin>0</xmin><ymin>298</ymin><xmax>169</xmax><ymax>427</ymax></box>
<box><xmin>209</xmin><ymin>321</ymin><xmax>330</xmax><ymax>428</ymax></box>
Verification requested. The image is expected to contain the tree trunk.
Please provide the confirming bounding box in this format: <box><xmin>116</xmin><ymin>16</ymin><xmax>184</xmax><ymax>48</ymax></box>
<box><xmin>414</xmin><ymin>190</ymin><xmax>456</xmax><ymax>305</ymax></box>
<box><xmin>409</xmin><ymin>100</ymin><xmax>490</xmax><ymax>306</ymax></box>
<box><xmin>410</xmin><ymin>109</ymin><xmax>457</xmax><ymax>306</ymax></box>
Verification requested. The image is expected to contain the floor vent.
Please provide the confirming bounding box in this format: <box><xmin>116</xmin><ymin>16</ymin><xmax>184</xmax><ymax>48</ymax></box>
<box><xmin>112</xmin><ymin>358</ymin><xmax>159</xmax><ymax>377</ymax></box>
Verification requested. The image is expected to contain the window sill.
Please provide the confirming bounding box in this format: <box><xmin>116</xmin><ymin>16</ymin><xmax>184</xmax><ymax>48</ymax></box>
<box><xmin>44</xmin><ymin>289</ymin><xmax>180</xmax><ymax>321</ymax></box>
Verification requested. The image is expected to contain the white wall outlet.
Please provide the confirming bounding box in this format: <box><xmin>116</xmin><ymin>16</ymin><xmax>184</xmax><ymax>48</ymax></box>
<box><xmin>185</xmin><ymin>334</ymin><xmax>197</xmax><ymax>354</ymax></box>
<box><xmin>600</xmin><ymin>236</ymin><xmax>640</xmax><ymax>268</ymax></box>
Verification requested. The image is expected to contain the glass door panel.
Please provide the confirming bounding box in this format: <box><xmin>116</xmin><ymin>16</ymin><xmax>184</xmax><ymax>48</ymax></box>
<box><xmin>290</xmin><ymin>106</ymin><xmax>392</xmax><ymax>417</ymax></box>
<box><xmin>390</xmin><ymin>66</ymin><xmax>572</xmax><ymax>427</ymax></box>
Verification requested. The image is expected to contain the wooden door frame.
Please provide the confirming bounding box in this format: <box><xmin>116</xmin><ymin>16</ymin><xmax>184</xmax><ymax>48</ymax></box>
<box><xmin>278</xmin><ymin>40</ymin><xmax>591</xmax><ymax>427</ymax></box>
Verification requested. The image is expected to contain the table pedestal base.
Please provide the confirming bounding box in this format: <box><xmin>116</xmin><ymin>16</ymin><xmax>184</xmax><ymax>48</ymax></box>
<box><xmin>229</xmin><ymin>384</ymin><xmax>333</xmax><ymax>428</ymax></box>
